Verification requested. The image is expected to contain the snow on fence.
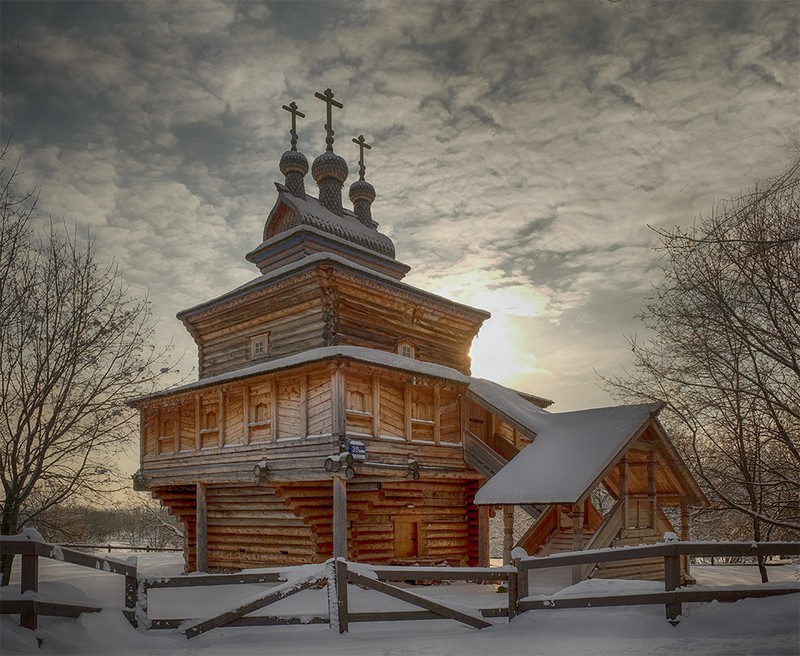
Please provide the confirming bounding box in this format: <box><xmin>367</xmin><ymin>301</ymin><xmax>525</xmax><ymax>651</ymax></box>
<box><xmin>2</xmin><ymin>534</ymin><xmax>798</xmax><ymax>639</ymax></box>
<box><xmin>0</xmin><ymin>532</ymin><xmax>138</xmax><ymax>630</ymax></box>
<box><xmin>514</xmin><ymin>541</ymin><xmax>800</xmax><ymax>623</ymax></box>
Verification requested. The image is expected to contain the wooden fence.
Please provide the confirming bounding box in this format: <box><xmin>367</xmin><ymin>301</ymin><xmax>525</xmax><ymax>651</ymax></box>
<box><xmin>514</xmin><ymin>541</ymin><xmax>800</xmax><ymax>623</ymax></box>
<box><xmin>0</xmin><ymin>538</ymin><xmax>137</xmax><ymax>630</ymax></box>
<box><xmin>2</xmin><ymin>537</ymin><xmax>798</xmax><ymax>637</ymax></box>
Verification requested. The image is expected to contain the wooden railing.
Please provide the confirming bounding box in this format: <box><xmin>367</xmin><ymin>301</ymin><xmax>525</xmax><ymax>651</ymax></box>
<box><xmin>0</xmin><ymin>536</ymin><xmax>138</xmax><ymax>630</ymax></box>
<box><xmin>61</xmin><ymin>543</ymin><xmax>182</xmax><ymax>553</ymax></box>
<box><xmin>513</xmin><ymin>541</ymin><xmax>800</xmax><ymax>623</ymax></box>
<box><xmin>141</xmin><ymin>561</ymin><xmax>514</xmax><ymax>637</ymax></box>
<box><xmin>4</xmin><ymin>535</ymin><xmax>798</xmax><ymax>637</ymax></box>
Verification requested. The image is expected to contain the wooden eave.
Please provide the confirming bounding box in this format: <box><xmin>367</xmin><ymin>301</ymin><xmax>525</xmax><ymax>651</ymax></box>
<box><xmin>127</xmin><ymin>345</ymin><xmax>469</xmax><ymax>409</ymax></box>
<box><xmin>465</xmin><ymin>388</ymin><xmax>540</xmax><ymax>443</ymax></box>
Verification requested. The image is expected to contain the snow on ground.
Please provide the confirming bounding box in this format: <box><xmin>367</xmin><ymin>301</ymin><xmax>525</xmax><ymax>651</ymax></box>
<box><xmin>1</xmin><ymin>552</ymin><xmax>798</xmax><ymax>656</ymax></box>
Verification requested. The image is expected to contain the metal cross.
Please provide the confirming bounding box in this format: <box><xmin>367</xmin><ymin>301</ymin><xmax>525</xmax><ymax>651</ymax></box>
<box><xmin>314</xmin><ymin>88</ymin><xmax>343</xmax><ymax>152</ymax></box>
<box><xmin>281</xmin><ymin>101</ymin><xmax>305</xmax><ymax>151</ymax></box>
<box><xmin>352</xmin><ymin>135</ymin><xmax>372</xmax><ymax>180</ymax></box>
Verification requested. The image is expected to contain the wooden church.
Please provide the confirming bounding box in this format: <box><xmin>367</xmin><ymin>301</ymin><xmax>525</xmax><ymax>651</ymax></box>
<box><xmin>130</xmin><ymin>90</ymin><xmax>706</xmax><ymax>580</ymax></box>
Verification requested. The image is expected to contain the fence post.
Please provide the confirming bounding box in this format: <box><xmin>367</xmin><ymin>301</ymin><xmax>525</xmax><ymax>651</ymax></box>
<box><xmin>507</xmin><ymin>567</ymin><xmax>518</xmax><ymax>620</ymax></box>
<box><xmin>20</xmin><ymin>552</ymin><xmax>38</xmax><ymax>630</ymax></box>
<box><xmin>513</xmin><ymin>550</ymin><xmax>529</xmax><ymax>619</ymax></box>
<box><xmin>335</xmin><ymin>558</ymin><xmax>349</xmax><ymax>634</ymax></box>
<box><xmin>664</xmin><ymin>545</ymin><xmax>682</xmax><ymax>624</ymax></box>
<box><xmin>125</xmin><ymin>570</ymin><xmax>138</xmax><ymax>626</ymax></box>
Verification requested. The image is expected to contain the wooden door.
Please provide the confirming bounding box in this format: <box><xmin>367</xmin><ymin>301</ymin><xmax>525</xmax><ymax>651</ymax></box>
<box><xmin>393</xmin><ymin>520</ymin><xmax>419</xmax><ymax>558</ymax></box>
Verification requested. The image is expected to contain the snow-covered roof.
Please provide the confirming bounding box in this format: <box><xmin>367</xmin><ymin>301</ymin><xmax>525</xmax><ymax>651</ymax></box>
<box><xmin>273</xmin><ymin>190</ymin><xmax>397</xmax><ymax>258</ymax></box>
<box><xmin>471</xmin><ymin>379</ymin><xmax>662</xmax><ymax>505</ymax></box>
<box><xmin>128</xmin><ymin>346</ymin><xmax>469</xmax><ymax>405</ymax></box>
<box><xmin>177</xmin><ymin>252</ymin><xmax>490</xmax><ymax>322</ymax></box>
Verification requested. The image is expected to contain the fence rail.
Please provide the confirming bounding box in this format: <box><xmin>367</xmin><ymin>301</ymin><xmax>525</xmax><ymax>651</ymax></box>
<box><xmin>0</xmin><ymin>536</ymin><xmax>138</xmax><ymax>630</ymax></box>
<box><xmin>60</xmin><ymin>543</ymin><xmax>182</xmax><ymax>553</ymax></box>
<box><xmin>514</xmin><ymin>540</ymin><xmax>800</xmax><ymax>622</ymax></box>
<box><xmin>2</xmin><ymin>536</ymin><xmax>798</xmax><ymax>637</ymax></box>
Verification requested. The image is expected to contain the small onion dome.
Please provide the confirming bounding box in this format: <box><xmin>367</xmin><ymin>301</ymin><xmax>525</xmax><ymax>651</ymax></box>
<box><xmin>279</xmin><ymin>150</ymin><xmax>309</xmax><ymax>198</ymax></box>
<box><xmin>280</xmin><ymin>149</ymin><xmax>309</xmax><ymax>177</ymax></box>
<box><xmin>312</xmin><ymin>150</ymin><xmax>349</xmax><ymax>216</ymax></box>
<box><xmin>349</xmin><ymin>178</ymin><xmax>376</xmax><ymax>227</ymax></box>
<box><xmin>311</xmin><ymin>150</ymin><xmax>349</xmax><ymax>185</ymax></box>
<box><xmin>349</xmin><ymin>178</ymin><xmax>376</xmax><ymax>205</ymax></box>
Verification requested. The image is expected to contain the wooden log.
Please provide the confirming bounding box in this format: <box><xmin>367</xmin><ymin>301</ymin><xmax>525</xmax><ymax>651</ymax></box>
<box><xmin>346</xmin><ymin>570</ymin><xmax>490</xmax><ymax>629</ymax></box>
<box><xmin>183</xmin><ymin>573</ymin><xmax>326</xmax><ymax>639</ymax></box>
<box><xmin>20</xmin><ymin>553</ymin><xmax>38</xmax><ymax>630</ymax></box>
<box><xmin>335</xmin><ymin>558</ymin><xmax>349</xmax><ymax>633</ymax></box>
<box><xmin>196</xmin><ymin>482</ymin><xmax>208</xmax><ymax>572</ymax></box>
<box><xmin>333</xmin><ymin>475</ymin><xmax>347</xmax><ymax>559</ymax></box>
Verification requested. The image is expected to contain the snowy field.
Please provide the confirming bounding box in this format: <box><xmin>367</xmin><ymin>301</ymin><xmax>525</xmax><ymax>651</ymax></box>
<box><xmin>1</xmin><ymin>551</ymin><xmax>798</xmax><ymax>656</ymax></box>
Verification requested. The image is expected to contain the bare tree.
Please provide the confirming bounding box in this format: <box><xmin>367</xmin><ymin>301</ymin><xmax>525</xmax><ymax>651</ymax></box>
<box><xmin>0</xmin><ymin>146</ymin><xmax>172</xmax><ymax>584</ymax></box>
<box><xmin>603</xmin><ymin>157</ymin><xmax>800</xmax><ymax>581</ymax></box>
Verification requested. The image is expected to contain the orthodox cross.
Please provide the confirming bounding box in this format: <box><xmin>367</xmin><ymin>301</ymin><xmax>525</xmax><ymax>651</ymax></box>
<box><xmin>314</xmin><ymin>88</ymin><xmax>343</xmax><ymax>151</ymax></box>
<box><xmin>281</xmin><ymin>101</ymin><xmax>305</xmax><ymax>151</ymax></box>
<box><xmin>352</xmin><ymin>135</ymin><xmax>372</xmax><ymax>180</ymax></box>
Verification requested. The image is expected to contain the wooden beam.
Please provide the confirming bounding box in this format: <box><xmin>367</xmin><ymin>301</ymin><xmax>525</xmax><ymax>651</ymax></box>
<box><xmin>184</xmin><ymin>574</ymin><xmax>325</xmax><ymax>639</ymax></box>
<box><xmin>333</xmin><ymin>475</ymin><xmax>347</xmax><ymax>559</ymax></box>
<box><xmin>404</xmin><ymin>382</ymin><xmax>412</xmax><ymax>441</ymax></box>
<box><xmin>218</xmin><ymin>391</ymin><xmax>225</xmax><ymax>448</ymax></box>
<box><xmin>270</xmin><ymin>379</ymin><xmax>278</xmax><ymax>442</ymax></box>
<box><xmin>196</xmin><ymin>482</ymin><xmax>208</xmax><ymax>572</ymax></box>
<box><xmin>680</xmin><ymin>503</ymin><xmax>691</xmax><ymax>579</ymax></box>
<box><xmin>478</xmin><ymin>505</ymin><xmax>490</xmax><ymax>567</ymax></box>
<box><xmin>572</xmin><ymin>502</ymin><xmax>585</xmax><ymax>584</ymax></box>
<box><xmin>371</xmin><ymin>375</ymin><xmax>381</xmax><ymax>437</ymax></box>
<box><xmin>243</xmin><ymin>384</ymin><xmax>250</xmax><ymax>446</ymax></box>
<box><xmin>299</xmin><ymin>374</ymin><xmax>308</xmax><ymax>438</ymax></box>
<box><xmin>648</xmin><ymin>452</ymin><xmax>658</xmax><ymax>529</ymax></box>
<box><xmin>620</xmin><ymin>458</ymin><xmax>629</xmax><ymax>530</ymax></box>
<box><xmin>503</xmin><ymin>505</ymin><xmax>514</xmax><ymax>566</ymax></box>
<box><xmin>347</xmin><ymin>570</ymin><xmax>491</xmax><ymax>629</ymax></box>
<box><xmin>20</xmin><ymin>553</ymin><xmax>38</xmax><ymax>630</ymax></box>
<box><xmin>331</xmin><ymin>365</ymin><xmax>345</xmax><ymax>441</ymax></box>
<box><xmin>433</xmin><ymin>385</ymin><xmax>441</xmax><ymax>444</ymax></box>
<box><xmin>195</xmin><ymin>395</ymin><xmax>201</xmax><ymax>450</ymax></box>
<box><xmin>335</xmin><ymin>558</ymin><xmax>349</xmax><ymax>633</ymax></box>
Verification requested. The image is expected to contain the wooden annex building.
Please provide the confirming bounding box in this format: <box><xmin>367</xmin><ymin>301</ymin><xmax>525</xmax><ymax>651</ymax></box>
<box><xmin>130</xmin><ymin>91</ymin><xmax>706</xmax><ymax>582</ymax></box>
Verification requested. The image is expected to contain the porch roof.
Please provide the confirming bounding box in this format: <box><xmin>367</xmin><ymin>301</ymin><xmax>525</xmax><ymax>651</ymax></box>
<box><xmin>470</xmin><ymin>378</ymin><xmax>663</xmax><ymax>505</ymax></box>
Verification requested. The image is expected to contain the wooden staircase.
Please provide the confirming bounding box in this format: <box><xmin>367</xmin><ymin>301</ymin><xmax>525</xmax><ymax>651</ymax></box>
<box><xmin>463</xmin><ymin>430</ymin><xmax>542</xmax><ymax>521</ymax></box>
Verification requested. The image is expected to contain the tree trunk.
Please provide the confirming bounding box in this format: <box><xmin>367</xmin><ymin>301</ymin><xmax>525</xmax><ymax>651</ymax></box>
<box><xmin>1</xmin><ymin>507</ymin><xmax>19</xmax><ymax>586</ymax></box>
<box><xmin>754</xmin><ymin>518</ymin><xmax>768</xmax><ymax>583</ymax></box>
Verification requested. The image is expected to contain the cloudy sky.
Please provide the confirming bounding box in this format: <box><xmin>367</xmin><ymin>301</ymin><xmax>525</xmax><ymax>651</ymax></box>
<box><xmin>2</xmin><ymin>0</ymin><xmax>798</xmax><ymax>412</ymax></box>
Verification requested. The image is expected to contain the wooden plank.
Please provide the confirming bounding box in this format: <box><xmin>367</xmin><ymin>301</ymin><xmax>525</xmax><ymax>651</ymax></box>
<box><xmin>347</xmin><ymin>570</ymin><xmax>490</xmax><ymax>629</ymax></box>
<box><xmin>333</xmin><ymin>475</ymin><xmax>347</xmax><ymax>559</ymax></box>
<box><xmin>196</xmin><ymin>482</ymin><xmax>208</xmax><ymax>572</ymax></box>
<box><xmin>335</xmin><ymin>558</ymin><xmax>349</xmax><ymax>633</ymax></box>
<box><xmin>20</xmin><ymin>553</ymin><xmax>38</xmax><ymax>630</ymax></box>
<box><xmin>184</xmin><ymin>574</ymin><xmax>325</xmax><ymax>638</ymax></box>
<box><xmin>507</xmin><ymin>567</ymin><xmax>518</xmax><ymax>619</ymax></box>
<box><xmin>151</xmin><ymin>615</ymin><xmax>328</xmax><ymax>630</ymax></box>
<box><xmin>519</xmin><ymin>586</ymin><xmax>800</xmax><ymax>613</ymax></box>
<box><xmin>145</xmin><ymin>571</ymin><xmax>285</xmax><ymax>588</ymax></box>
<box><xmin>0</xmin><ymin>599</ymin><xmax>102</xmax><ymax>619</ymax></box>
<box><xmin>664</xmin><ymin>553</ymin><xmax>681</xmax><ymax>621</ymax></box>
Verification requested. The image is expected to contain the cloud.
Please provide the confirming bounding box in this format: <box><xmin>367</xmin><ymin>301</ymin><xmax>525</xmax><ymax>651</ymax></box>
<box><xmin>1</xmin><ymin>0</ymin><xmax>797</xmax><ymax>412</ymax></box>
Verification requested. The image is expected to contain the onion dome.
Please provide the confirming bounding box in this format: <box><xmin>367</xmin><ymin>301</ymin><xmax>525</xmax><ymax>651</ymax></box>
<box><xmin>280</xmin><ymin>149</ymin><xmax>308</xmax><ymax>198</ymax></box>
<box><xmin>349</xmin><ymin>178</ymin><xmax>376</xmax><ymax>227</ymax></box>
<box><xmin>312</xmin><ymin>150</ymin><xmax>349</xmax><ymax>216</ymax></box>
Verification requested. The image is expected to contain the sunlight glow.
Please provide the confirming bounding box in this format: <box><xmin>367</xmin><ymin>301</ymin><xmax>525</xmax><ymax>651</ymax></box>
<box><xmin>417</xmin><ymin>267</ymin><xmax>553</xmax><ymax>385</ymax></box>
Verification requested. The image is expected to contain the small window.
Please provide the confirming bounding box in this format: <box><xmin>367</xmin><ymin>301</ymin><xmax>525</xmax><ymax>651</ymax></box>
<box><xmin>250</xmin><ymin>333</ymin><xmax>270</xmax><ymax>360</ymax></box>
<box><xmin>397</xmin><ymin>338</ymin><xmax>415</xmax><ymax>359</ymax></box>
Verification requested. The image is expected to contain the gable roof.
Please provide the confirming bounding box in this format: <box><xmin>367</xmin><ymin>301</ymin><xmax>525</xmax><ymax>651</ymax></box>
<box><xmin>470</xmin><ymin>378</ymin><xmax>663</xmax><ymax>505</ymax></box>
